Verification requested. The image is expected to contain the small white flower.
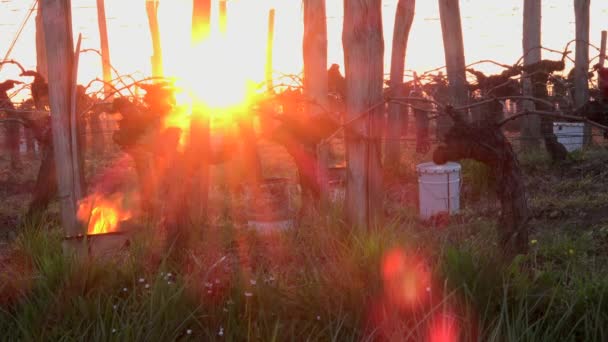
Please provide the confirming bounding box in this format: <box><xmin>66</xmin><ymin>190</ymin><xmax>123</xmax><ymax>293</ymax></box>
<box><xmin>205</xmin><ymin>282</ymin><xmax>213</xmax><ymax>288</ymax></box>
<box><xmin>138</xmin><ymin>278</ymin><xmax>145</xmax><ymax>283</ymax></box>
<box><xmin>218</xmin><ymin>327</ymin><xmax>224</xmax><ymax>336</ymax></box>
<box><xmin>316</xmin><ymin>315</ymin><xmax>321</xmax><ymax>321</ymax></box>
<box><xmin>250</xmin><ymin>279</ymin><xmax>257</xmax><ymax>285</ymax></box>
<box><xmin>112</xmin><ymin>328</ymin><xmax>117</xmax><ymax>333</ymax></box>
<box><xmin>207</xmin><ymin>290</ymin><xmax>212</xmax><ymax>294</ymax></box>
<box><xmin>186</xmin><ymin>329</ymin><xmax>192</xmax><ymax>335</ymax></box>
<box><xmin>145</xmin><ymin>284</ymin><xmax>150</xmax><ymax>289</ymax></box>
<box><xmin>167</xmin><ymin>272</ymin><xmax>173</xmax><ymax>277</ymax></box>
<box><xmin>167</xmin><ymin>281</ymin><xmax>173</xmax><ymax>285</ymax></box>
<box><xmin>113</xmin><ymin>304</ymin><xmax>118</xmax><ymax>310</ymax></box>
<box><xmin>244</xmin><ymin>291</ymin><xmax>253</xmax><ymax>297</ymax></box>
<box><xmin>122</xmin><ymin>287</ymin><xmax>128</xmax><ymax>292</ymax></box>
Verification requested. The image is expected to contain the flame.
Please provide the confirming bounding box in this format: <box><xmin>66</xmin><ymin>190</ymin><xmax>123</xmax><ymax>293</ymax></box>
<box><xmin>77</xmin><ymin>194</ymin><xmax>132</xmax><ymax>235</ymax></box>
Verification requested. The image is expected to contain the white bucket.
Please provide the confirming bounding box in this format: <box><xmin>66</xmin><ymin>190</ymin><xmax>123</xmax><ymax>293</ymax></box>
<box><xmin>416</xmin><ymin>162</ymin><xmax>461</xmax><ymax>220</ymax></box>
<box><xmin>553</xmin><ymin>122</ymin><xmax>585</xmax><ymax>152</ymax></box>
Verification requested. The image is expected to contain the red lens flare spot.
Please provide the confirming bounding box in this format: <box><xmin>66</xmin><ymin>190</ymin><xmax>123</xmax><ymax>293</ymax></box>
<box><xmin>428</xmin><ymin>312</ymin><xmax>460</xmax><ymax>342</ymax></box>
<box><xmin>381</xmin><ymin>248</ymin><xmax>431</xmax><ymax>309</ymax></box>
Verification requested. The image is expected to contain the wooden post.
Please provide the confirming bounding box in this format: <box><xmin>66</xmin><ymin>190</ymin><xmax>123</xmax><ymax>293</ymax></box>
<box><xmin>187</xmin><ymin>0</ymin><xmax>212</xmax><ymax>226</ymax></box>
<box><xmin>192</xmin><ymin>0</ymin><xmax>211</xmax><ymax>41</ymax></box>
<box><xmin>70</xmin><ymin>34</ymin><xmax>85</xmax><ymax>201</ymax></box>
<box><xmin>574</xmin><ymin>0</ymin><xmax>591</xmax><ymax>144</ymax></box>
<box><xmin>1</xmin><ymin>82</ymin><xmax>19</xmax><ymax>172</ymax></box>
<box><xmin>41</xmin><ymin>0</ymin><xmax>83</xmax><ymax>242</ymax></box>
<box><xmin>219</xmin><ymin>0</ymin><xmax>227</xmax><ymax>34</ymax></box>
<box><xmin>303</xmin><ymin>0</ymin><xmax>329</xmax><ymax>205</ymax></box>
<box><xmin>146</xmin><ymin>0</ymin><xmax>163</xmax><ymax>77</ymax></box>
<box><xmin>96</xmin><ymin>0</ymin><xmax>112</xmax><ymax>98</ymax></box>
<box><xmin>33</xmin><ymin>4</ymin><xmax>47</xmax><ymax>155</ymax></box>
<box><xmin>385</xmin><ymin>0</ymin><xmax>415</xmax><ymax>172</ymax></box>
<box><xmin>599</xmin><ymin>30</ymin><xmax>607</xmax><ymax>101</ymax></box>
<box><xmin>438</xmin><ymin>0</ymin><xmax>467</xmax><ymax>137</ymax></box>
<box><xmin>343</xmin><ymin>0</ymin><xmax>384</xmax><ymax>228</ymax></box>
<box><xmin>521</xmin><ymin>0</ymin><xmax>542</xmax><ymax>149</ymax></box>
<box><xmin>600</xmin><ymin>31</ymin><xmax>607</xmax><ymax>67</ymax></box>
<box><xmin>35</xmin><ymin>5</ymin><xmax>48</xmax><ymax>80</ymax></box>
<box><xmin>265</xmin><ymin>9</ymin><xmax>275</xmax><ymax>92</ymax></box>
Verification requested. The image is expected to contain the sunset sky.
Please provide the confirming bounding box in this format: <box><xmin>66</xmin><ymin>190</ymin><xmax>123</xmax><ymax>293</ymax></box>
<box><xmin>1</xmin><ymin>0</ymin><xmax>607</xmax><ymax>99</ymax></box>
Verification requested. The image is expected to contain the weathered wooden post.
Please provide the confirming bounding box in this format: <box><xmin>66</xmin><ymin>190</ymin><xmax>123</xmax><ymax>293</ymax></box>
<box><xmin>521</xmin><ymin>0</ymin><xmax>542</xmax><ymax>149</ymax></box>
<box><xmin>599</xmin><ymin>30</ymin><xmax>607</xmax><ymax>101</ymax></box>
<box><xmin>600</xmin><ymin>31</ymin><xmax>607</xmax><ymax>68</ymax></box>
<box><xmin>96</xmin><ymin>0</ymin><xmax>112</xmax><ymax>98</ymax></box>
<box><xmin>574</xmin><ymin>0</ymin><xmax>591</xmax><ymax>144</ymax></box>
<box><xmin>343</xmin><ymin>0</ymin><xmax>384</xmax><ymax>228</ymax></box>
<box><xmin>412</xmin><ymin>80</ymin><xmax>431</xmax><ymax>154</ymax></box>
<box><xmin>70</xmin><ymin>34</ymin><xmax>85</xmax><ymax>201</ymax></box>
<box><xmin>35</xmin><ymin>5</ymin><xmax>48</xmax><ymax>82</ymax></box>
<box><xmin>187</xmin><ymin>0</ymin><xmax>213</xmax><ymax>226</ymax></box>
<box><xmin>385</xmin><ymin>0</ymin><xmax>415</xmax><ymax>172</ymax></box>
<box><xmin>265</xmin><ymin>9</ymin><xmax>276</xmax><ymax>92</ymax></box>
<box><xmin>0</xmin><ymin>81</ymin><xmax>20</xmax><ymax>172</ymax></box>
<box><xmin>41</xmin><ymin>0</ymin><xmax>83</xmax><ymax>249</ymax></box>
<box><xmin>192</xmin><ymin>0</ymin><xmax>211</xmax><ymax>40</ymax></box>
<box><xmin>437</xmin><ymin>0</ymin><xmax>467</xmax><ymax>136</ymax></box>
<box><xmin>219</xmin><ymin>0</ymin><xmax>227</xmax><ymax>34</ymax></box>
<box><xmin>303</xmin><ymin>0</ymin><xmax>329</xmax><ymax>206</ymax></box>
<box><xmin>146</xmin><ymin>0</ymin><xmax>163</xmax><ymax>77</ymax></box>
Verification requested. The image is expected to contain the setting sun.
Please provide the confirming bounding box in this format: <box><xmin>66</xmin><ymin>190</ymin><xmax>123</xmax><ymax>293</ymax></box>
<box><xmin>170</xmin><ymin>33</ymin><xmax>259</xmax><ymax>112</ymax></box>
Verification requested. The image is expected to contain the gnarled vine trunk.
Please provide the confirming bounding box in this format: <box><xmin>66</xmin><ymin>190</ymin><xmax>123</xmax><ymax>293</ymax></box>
<box><xmin>434</xmin><ymin>112</ymin><xmax>529</xmax><ymax>257</ymax></box>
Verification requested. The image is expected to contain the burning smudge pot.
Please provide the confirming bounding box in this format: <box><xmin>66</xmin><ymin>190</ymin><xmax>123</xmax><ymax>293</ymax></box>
<box><xmin>64</xmin><ymin>193</ymin><xmax>136</xmax><ymax>258</ymax></box>
<box><xmin>62</xmin><ymin>228</ymin><xmax>132</xmax><ymax>259</ymax></box>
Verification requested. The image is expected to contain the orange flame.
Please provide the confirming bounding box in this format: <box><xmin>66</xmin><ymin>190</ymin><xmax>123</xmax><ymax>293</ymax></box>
<box><xmin>77</xmin><ymin>194</ymin><xmax>132</xmax><ymax>235</ymax></box>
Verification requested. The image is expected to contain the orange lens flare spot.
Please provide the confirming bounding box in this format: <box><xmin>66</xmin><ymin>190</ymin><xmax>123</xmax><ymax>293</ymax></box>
<box><xmin>77</xmin><ymin>194</ymin><xmax>132</xmax><ymax>235</ymax></box>
<box><xmin>381</xmin><ymin>248</ymin><xmax>431</xmax><ymax>308</ymax></box>
<box><xmin>428</xmin><ymin>312</ymin><xmax>460</xmax><ymax>342</ymax></box>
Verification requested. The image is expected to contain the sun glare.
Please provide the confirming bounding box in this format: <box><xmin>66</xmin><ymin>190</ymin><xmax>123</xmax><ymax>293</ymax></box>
<box><xmin>158</xmin><ymin>0</ymin><xmax>265</xmax><ymax>126</ymax></box>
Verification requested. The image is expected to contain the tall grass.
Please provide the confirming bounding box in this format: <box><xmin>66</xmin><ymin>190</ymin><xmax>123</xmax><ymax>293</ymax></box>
<box><xmin>1</xmin><ymin>207</ymin><xmax>608</xmax><ymax>341</ymax></box>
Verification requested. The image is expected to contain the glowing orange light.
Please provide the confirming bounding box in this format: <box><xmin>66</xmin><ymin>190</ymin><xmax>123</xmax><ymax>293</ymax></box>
<box><xmin>163</xmin><ymin>9</ymin><xmax>261</xmax><ymax>121</ymax></box>
<box><xmin>381</xmin><ymin>248</ymin><xmax>431</xmax><ymax>309</ymax></box>
<box><xmin>428</xmin><ymin>312</ymin><xmax>460</xmax><ymax>342</ymax></box>
<box><xmin>77</xmin><ymin>194</ymin><xmax>132</xmax><ymax>235</ymax></box>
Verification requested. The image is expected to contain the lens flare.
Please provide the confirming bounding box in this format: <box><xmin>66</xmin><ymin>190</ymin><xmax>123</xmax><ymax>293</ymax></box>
<box><xmin>428</xmin><ymin>311</ymin><xmax>460</xmax><ymax>342</ymax></box>
<box><xmin>381</xmin><ymin>248</ymin><xmax>431</xmax><ymax>309</ymax></box>
<box><xmin>168</xmin><ymin>29</ymin><xmax>260</xmax><ymax>116</ymax></box>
